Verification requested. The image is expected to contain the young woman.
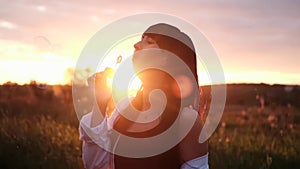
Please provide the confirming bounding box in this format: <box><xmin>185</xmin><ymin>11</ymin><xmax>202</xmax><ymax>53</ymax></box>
<box><xmin>80</xmin><ymin>23</ymin><xmax>209</xmax><ymax>169</ymax></box>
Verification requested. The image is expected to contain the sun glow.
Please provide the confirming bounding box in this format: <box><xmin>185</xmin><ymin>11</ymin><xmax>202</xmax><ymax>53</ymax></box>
<box><xmin>0</xmin><ymin>60</ymin><xmax>74</xmax><ymax>85</ymax></box>
<box><xmin>96</xmin><ymin>35</ymin><xmax>142</xmax><ymax>97</ymax></box>
<box><xmin>109</xmin><ymin>70</ymin><xmax>142</xmax><ymax>97</ymax></box>
<box><xmin>128</xmin><ymin>76</ymin><xmax>142</xmax><ymax>96</ymax></box>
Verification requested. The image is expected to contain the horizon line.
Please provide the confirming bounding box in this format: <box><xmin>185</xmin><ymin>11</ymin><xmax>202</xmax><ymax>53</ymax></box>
<box><xmin>1</xmin><ymin>80</ymin><xmax>299</xmax><ymax>87</ymax></box>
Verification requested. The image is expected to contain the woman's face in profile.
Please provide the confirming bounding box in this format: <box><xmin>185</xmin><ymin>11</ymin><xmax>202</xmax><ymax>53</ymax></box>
<box><xmin>133</xmin><ymin>35</ymin><xmax>159</xmax><ymax>52</ymax></box>
<box><xmin>132</xmin><ymin>35</ymin><xmax>161</xmax><ymax>81</ymax></box>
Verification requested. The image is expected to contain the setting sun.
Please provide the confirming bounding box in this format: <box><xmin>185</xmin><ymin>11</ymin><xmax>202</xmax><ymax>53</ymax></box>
<box><xmin>0</xmin><ymin>60</ymin><xmax>74</xmax><ymax>85</ymax></box>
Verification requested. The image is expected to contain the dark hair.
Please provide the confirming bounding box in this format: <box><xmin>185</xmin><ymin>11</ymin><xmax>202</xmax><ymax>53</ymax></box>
<box><xmin>143</xmin><ymin>23</ymin><xmax>198</xmax><ymax>85</ymax></box>
<box><xmin>143</xmin><ymin>23</ymin><xmax>199</xmax><ymax>110</ymax></box>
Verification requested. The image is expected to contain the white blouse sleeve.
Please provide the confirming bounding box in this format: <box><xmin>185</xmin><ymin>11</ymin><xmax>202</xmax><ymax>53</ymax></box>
<box><xmin>79</xmin><ymin>112</ymin><xmax>113</xmax><ymax>169</ymax></box>
<box><xmin>78</xmin><ymin>97</ymin><xmax>133</xmax><ymax>169</ymax></box>
<box><xmin>180</xmin><ymin>154</ymin><xmax>209</xmax><ymax>169</ymax></box>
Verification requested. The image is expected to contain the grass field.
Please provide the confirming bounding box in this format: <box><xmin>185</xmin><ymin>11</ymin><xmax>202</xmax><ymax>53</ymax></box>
<box><xmin>0</xmin><ymin>84</ymin><xmax>299</xmax><ymax>169</ymax></box>
<box><xmin>209</xmin><ymin>105</ymin><xmax>299</xmax><ymax>169</ymax></box>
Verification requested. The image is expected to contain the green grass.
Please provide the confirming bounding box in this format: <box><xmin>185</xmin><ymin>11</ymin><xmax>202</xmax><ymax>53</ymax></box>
<box><xmin>209</xmin><ymin>106</ymin><xmax>300</xmax><ymax>169</ymax></box>
<box><xmin>1</xmin><ymin>105</ymin><xmax>299</xmax><ymax>169</ymax></box>
<box><xmin>0</xmin><ymin>115</ymin><xmax>83</xmax><ymax>169</ymax></box>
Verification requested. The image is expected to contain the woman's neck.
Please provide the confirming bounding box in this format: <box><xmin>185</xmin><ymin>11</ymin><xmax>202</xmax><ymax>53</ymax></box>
<box><xmin>140</xmin><ymin>83</ymin><xmax>170</xmax><ymax>110</ymax></box>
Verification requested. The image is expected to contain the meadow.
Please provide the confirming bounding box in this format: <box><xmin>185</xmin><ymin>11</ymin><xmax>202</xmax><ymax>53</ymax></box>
<box><xmin>0</xmin><ymin>83</ymin><xmax>299</xmax><ymax>169</ymax></box>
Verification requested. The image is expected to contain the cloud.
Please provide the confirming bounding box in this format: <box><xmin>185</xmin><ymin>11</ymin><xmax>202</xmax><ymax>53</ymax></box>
<box><xmin>35</xmin><ymin>5</ymin><xmax>47</xmax><ymax>13</ymax></box>
<box><xmin>0</xmin><ymin>20</ymin><xmax>17</xmax><ymax>29</ymax></box>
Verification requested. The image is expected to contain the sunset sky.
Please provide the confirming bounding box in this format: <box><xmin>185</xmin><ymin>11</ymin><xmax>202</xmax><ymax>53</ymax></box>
<box><xmin>1</xmin><ymin>0</ymin><xmax>299</xmax><ymax>85</ymax></box>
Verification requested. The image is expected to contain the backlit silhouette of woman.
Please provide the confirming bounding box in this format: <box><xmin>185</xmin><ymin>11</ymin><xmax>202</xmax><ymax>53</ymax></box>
<box><xmin>80</xmin><ymin>23</ymin><xmax>209</xmax><ymax>169</ymax></box>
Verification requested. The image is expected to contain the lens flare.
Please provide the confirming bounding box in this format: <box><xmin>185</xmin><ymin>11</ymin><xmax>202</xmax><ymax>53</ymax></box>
<box><xmin>172</xmin><ymin>75</ymin><xmax>193</xmax><ymax>98</ymax></box>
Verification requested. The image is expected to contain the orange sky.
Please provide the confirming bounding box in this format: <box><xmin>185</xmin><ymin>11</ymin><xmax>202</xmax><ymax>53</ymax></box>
<box><xmin>0</xmin><ymin>0</ymin><xmax>299</xmax><ymax>85</ymax></box>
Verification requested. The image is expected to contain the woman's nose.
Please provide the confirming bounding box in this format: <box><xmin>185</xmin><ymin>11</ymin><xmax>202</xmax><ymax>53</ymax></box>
<box><xmin>134</xmin><ymin>41</ymin><xmax>141</xmax><ymax>51</ymax></box>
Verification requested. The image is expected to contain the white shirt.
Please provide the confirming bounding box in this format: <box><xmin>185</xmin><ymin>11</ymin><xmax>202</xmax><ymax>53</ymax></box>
<box><xmin>79</xmin><ymin>98</ymin><xmax>209</xmax><ymax>169</ymax></box>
